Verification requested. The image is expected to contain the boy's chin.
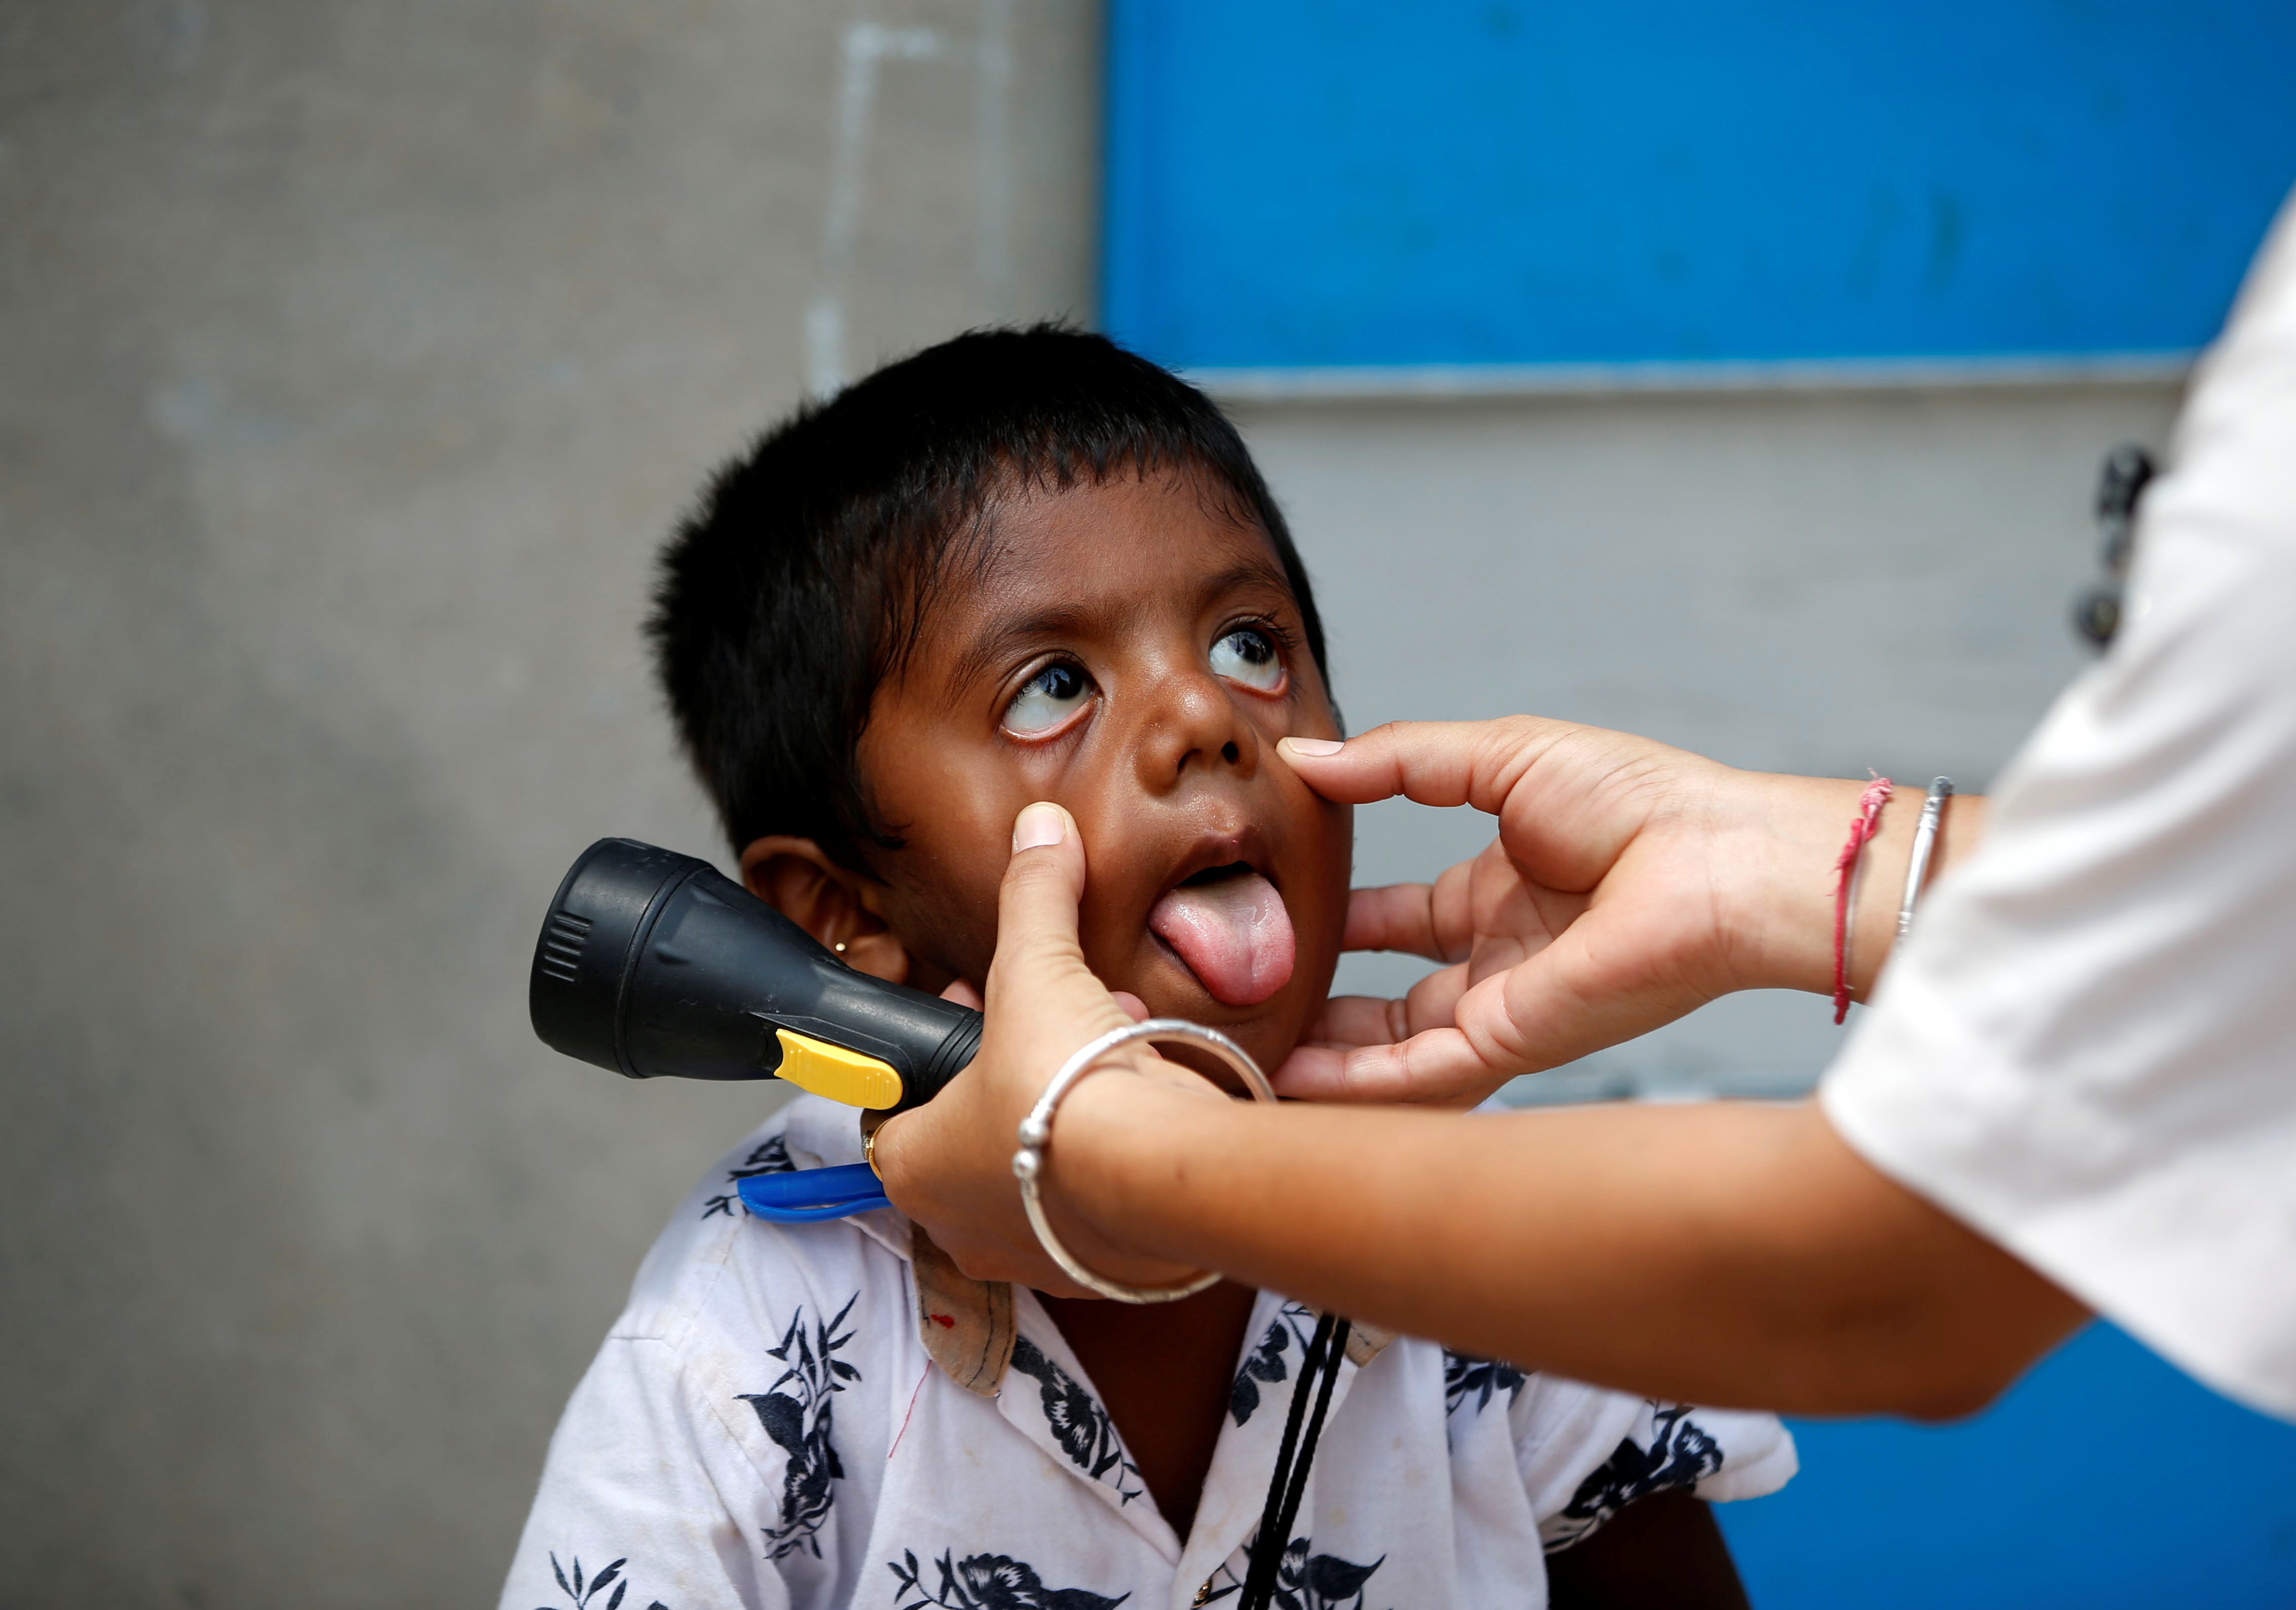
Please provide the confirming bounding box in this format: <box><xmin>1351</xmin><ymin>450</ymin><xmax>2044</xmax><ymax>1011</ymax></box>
<box><xmin>1130</xmin><ymin>962</ymin><xmax>1313</xmax><ymax>1082</ymax></box>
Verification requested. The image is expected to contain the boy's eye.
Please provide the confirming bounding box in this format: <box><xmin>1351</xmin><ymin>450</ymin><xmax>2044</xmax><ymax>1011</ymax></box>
<box><xmin>1210</xmin><ymin>627</ymin><xmax>1286</xmax><ymax>693</ymax></box>
<box><xmin>1003</xmin><ymin>660</ymin><xmax>1094</xmax><ymax>735</ymax></box>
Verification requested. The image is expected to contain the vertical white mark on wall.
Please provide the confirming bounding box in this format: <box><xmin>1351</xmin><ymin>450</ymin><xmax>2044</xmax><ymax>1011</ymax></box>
<box><xmin>804</xmin><ymin>299</ymin><xmax>847</xmax><ymax>399</ymax></box>
<box><xmin>809</xmin><ymin>21</ymin><xmax>944</xmax><ymax>398</ymax></box>
<box><xmin>975</xmin><ymin>0</ymin><xmax>1017</xmax><ymax>321</ymax></box>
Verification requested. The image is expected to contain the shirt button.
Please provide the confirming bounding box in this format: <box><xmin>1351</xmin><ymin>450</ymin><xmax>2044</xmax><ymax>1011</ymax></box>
<box><xmin>1192</xmin><ymin>1581</ymin><xmax>1213</xmax><ymax>1607</ymax></box>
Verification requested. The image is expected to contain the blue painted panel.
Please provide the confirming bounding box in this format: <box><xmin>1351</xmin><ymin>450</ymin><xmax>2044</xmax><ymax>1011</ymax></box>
<box><xmin>1105</xmin><ymin>2</ymin><xmax>2296</xmax><ymax>370</ymax></box>
<box><xmin>1715</xmin><ymin>1323</ymin><xmax>2296</xmax><ymax>1608</ymax></box>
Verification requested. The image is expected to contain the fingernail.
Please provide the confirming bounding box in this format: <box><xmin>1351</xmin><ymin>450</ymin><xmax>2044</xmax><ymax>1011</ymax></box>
<box><xmin>1012</xmin><ymin>802</ymin><xmax>1067</xmax><ymax>851</ymax></box>
<box><xmin>1280</xmin><ymin>736</ymin><xmax>1344</xmax><ymax>758</ymax></box>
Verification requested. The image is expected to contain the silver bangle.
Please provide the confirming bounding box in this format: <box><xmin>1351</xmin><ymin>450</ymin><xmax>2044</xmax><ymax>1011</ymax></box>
<box><xmin>1012</xmin><ymin>1018</ymin><xmax>1277</xmax><ymax>1304</ymax></box>
<box><xmin>1895</xmin><ymin>777</ymin><xmax>1954</xmax><ymax>948</ymax></box>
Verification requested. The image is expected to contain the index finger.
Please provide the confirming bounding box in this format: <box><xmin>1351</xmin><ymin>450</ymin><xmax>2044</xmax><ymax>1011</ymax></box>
<box><xmin>1281</xmin><ymin>718</ymin><xmax>1677</xmax><ymax>890</ymax></box>
<box><xmin>1276</xmin><ymin>718</ymin><xmax>1582</xmax><ymax>813</ymax></box>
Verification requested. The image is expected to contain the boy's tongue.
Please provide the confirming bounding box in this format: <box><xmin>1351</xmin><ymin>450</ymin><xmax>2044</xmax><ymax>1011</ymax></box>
<box><xmin>1148</xmin><ymin>871</ymin><xmax>1295</xmax><ymax>1007</ymax></box>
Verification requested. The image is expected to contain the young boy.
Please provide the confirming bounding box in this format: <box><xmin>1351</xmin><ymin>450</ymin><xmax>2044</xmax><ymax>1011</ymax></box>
<box><xmin>501</xmin><ymin>328</ymin><xmax>1795</xmax><ymax>1610</ymax></box>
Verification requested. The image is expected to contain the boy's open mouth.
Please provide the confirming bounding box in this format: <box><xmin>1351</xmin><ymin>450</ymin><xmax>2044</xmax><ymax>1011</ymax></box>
<box><xmin>1148</xmin><ymin>860</ymin><xmax>1296</xmax><ymax>1008</ymax></box>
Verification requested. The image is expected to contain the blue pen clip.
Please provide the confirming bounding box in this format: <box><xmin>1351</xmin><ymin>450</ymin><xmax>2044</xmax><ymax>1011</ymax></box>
<box><xmin>738</xmin><ymin>1163</ymin><xmax>891</xmax><ymax>1222</ymax></box>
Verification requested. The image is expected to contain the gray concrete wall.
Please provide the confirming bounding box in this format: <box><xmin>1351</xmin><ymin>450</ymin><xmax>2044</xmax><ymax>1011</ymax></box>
<box><xmin>0</xmin><ymin>3</ymin><xmax>1099</xmax><ymax>1602</ymax></box>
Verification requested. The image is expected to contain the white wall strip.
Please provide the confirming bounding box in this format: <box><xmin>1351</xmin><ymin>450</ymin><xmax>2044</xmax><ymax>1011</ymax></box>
<box><xmin>1188</xmin><ymin>350</ymin><xmax>2196</xmax><ymax>403</ymax></box>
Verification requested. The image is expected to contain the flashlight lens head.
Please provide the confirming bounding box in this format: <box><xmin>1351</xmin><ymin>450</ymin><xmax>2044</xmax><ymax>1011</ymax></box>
<box><xmin>529</xmin><ymin>838</ymin><xmax>711</xmax><ymax>1076</ymax></box>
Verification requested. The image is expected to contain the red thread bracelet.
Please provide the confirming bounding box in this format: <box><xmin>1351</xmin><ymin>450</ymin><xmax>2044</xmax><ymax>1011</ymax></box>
<box><xmin>1832</xmin><ymin>775</ymin><xmax>1894</xmax><ymax>1024</ymax></box>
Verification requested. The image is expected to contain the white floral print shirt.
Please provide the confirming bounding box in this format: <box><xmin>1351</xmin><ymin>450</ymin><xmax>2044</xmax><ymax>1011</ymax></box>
<box><xmin>501</xmin><ymin>1096</ymin><xmax>1796</xmax><ymax>1610</ymax></box>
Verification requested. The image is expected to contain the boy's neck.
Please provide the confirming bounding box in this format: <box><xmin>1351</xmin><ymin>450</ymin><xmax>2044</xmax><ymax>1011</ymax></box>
<box><xmin>1038</xmin><ymin>1280</ymin><xmax>1261</xmax><ymax>1536</ymax></box>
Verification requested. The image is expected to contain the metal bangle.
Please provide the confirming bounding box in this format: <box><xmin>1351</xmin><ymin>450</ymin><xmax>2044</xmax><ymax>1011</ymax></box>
<box><xmin>1012</xmin><ymin>1018</ymin><xmax>1276</xmax><ymax>1304</ymax></box>
<box><xmin>1895</xmin><ymin>777</ymin><xmax>1955</xmax><ymax>949</ymax></box>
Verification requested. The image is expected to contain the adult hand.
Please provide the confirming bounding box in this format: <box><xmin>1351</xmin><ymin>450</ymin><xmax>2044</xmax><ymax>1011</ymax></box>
<box><xmin>872</xmin><ymin>801</ymin><xmax>1225</xmax><ymax>1293</ymax></box>
<box><xmin>1275</xmin><ymin>719</ymin><xmax>1980</xmax><ymax>1104</ymax></box>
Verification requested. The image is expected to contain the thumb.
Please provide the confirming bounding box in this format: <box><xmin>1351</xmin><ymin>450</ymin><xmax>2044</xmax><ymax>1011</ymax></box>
<box><xmin>985</xmin><ymin>802</ymin><xmax>1136</xmax><ymax>1045</ymax></box>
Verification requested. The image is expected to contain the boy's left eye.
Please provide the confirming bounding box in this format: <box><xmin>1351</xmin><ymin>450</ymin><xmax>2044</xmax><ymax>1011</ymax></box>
<box><xmin>1210</xmin><ymin>627</ymin><xmax>1286</xmax><ymax>693</ymax></box>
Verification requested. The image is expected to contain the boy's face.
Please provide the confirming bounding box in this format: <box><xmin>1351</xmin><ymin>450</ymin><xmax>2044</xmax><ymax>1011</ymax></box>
<box><xmin>854</xmin><ymin>468</ymin><xmax>1350</xmax><ymax>1075</ymax></box>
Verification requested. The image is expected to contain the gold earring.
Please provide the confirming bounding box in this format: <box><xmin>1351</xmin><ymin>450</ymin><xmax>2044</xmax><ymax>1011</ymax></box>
<box><xmin>833</xmin><ymin>940</ymin><xmax>848</xmax><ymax>954</ymax></box>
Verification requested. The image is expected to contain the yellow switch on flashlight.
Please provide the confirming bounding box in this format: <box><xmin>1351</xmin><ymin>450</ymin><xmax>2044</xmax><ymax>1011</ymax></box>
<box><xmin>773</xmin><ymin>1029</ymin><xmax>905</xmax><ymax>1110</ymax></box>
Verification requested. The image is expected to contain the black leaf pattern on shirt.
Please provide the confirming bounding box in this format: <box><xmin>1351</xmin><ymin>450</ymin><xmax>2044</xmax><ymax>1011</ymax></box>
<box><xmin>740</xmin><ymin>1293</ymin><xmax>862</xmax><ymax>1558</ymax></box>
<box><xmin>1548</xmin><ymin>1403</ymin><xmax>1724</xmax><ymax>1551</ymax></box>
<box><xmin>1007</xmin><ymin>1335</ymin><xmax>1142</xmax><ymax>1503</ymax></box>
<box><xmin>1440</xmin><ymin>1351</ymin><xmax>1526</xmax><ymax>1419</ymax></box>
<box><xmin>1230</xmin><ymin>1302</ymin><xmax>1316</xmax><ymax>1425</ymax></box>
<box><xmin>535</xmin><ymin>1550</ymin><xmax>670</xmax><ymax>1610</ymax></box>
<box><xmin>888</xmin><ymin>1547</ymin><xmax>1130</xmax><ymax>1610</ymax></box>
<box><xmin>1196</xmin><ymin>1536</ymin><xmax>1388</xmax><ymax>1610</ymax></box>
<box><xmin>703</xmin><ymin>1134</ymin><xmax>798</xmax><ymax>1218</ymax></box>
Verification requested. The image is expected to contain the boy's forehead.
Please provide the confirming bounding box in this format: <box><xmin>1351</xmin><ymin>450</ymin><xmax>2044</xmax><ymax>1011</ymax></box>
<box><xmin>938</xmin><ymin>471</ymin><xmax>1296</xmax><ymax>643</ymax></box>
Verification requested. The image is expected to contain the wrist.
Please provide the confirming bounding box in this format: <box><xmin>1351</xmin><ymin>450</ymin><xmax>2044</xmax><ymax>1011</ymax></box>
<box><xmin>1038</xmin><ymin>1070</ymin><xmax>1216</xmax><ymax>1258</ymax></box>
<box><xmin>1847</xmin><ymin>789</ymin><xmax>1984</xmax><ymax>999</ymax></box>
<box><xmin>1728</xmin><ymin>775</ymin><xmax>1986</xmax><ymax>1003</ymax></box>
<box><xmin>1705</xmin><ymin>771</ymin><xmax>1870</xmax><ymax>996</ymax></box>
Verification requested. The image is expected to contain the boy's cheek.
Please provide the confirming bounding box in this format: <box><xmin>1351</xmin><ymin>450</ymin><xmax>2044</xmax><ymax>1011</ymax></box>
<box><xmin>1277</xmin><ymin>762</ymin><xmax>1353</xmax><ymax>928</ymax></box>
<box><xmin>874</xmin><ymin>848</ymin><xmax>1009</xmax><ymax>992</ymax></box>
<box><xmin>1290</xmin><ymin>797</ymin><xmax>1355</xmax><ymax>995</ymax></box>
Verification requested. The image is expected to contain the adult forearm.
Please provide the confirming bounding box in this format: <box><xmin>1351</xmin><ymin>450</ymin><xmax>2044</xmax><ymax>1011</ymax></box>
<box><xmin>1050</xmin><ymin>1078</ymin><xmax>2076</xmax><ymax>1417</ymax></box>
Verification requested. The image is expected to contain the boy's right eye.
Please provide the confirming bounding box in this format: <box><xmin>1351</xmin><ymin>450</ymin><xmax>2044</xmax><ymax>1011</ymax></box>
<box><xmin>1003</xmin><ymin>661</ymin><xmax>1094</xmax><ymax>736</ymax></box>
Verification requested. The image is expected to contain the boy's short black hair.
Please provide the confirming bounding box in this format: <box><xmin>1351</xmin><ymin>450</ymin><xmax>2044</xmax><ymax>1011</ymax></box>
<box><xmin>650</xmin><ymin>324</ymin><xmax>1329</xmax><ymax>868</ymax></box>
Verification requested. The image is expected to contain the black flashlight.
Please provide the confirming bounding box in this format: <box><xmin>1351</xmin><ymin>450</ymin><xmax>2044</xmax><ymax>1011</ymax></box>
<box><xmin>528</xmin><ymin>838</ymin><xmax>982</xmax><ymax>1113</ymax></box>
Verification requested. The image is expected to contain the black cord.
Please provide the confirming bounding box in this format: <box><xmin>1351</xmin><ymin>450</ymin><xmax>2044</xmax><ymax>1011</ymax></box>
<box><xmin>1268</xmin><ymin>1317</ymin><xmax>1349</xmax><ymax>1564</ymax></box>
<box><xmin>1240</xmin><ymin>1311</ymin><xmax>1332</xmax><ymax>1609</ymax></box>
<box><xmin>1236</xmin><ymin>1314</ymin><xmax>1352</xmax><ymax>1610</ymax></box>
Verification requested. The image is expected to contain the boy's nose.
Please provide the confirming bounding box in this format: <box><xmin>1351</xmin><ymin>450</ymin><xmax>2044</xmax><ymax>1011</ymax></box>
<box><xmin>1131</xmin><ymin>661</ymin><xmax>1261</xmax><ymax>794</ymax></box>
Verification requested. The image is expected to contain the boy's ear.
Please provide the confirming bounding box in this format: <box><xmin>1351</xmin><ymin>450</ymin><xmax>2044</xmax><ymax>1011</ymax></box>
<box><xmin>737</xmin><ymin>836</ymin><xmax>910</xmax><ymax>986</ymax></box>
